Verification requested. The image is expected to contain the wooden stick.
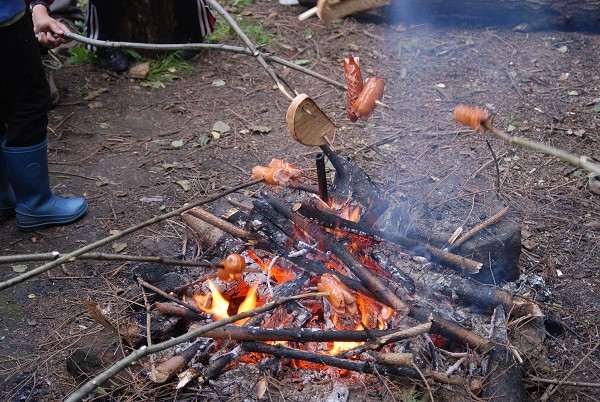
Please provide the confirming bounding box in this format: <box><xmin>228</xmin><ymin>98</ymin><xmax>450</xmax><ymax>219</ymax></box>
<box><xmin>64</xmin><ymin>292</ymin><xmax>328</xmax><ymax>402</ymax></box>
<box><xmin>529</xmin><ymin>376</ymin><xmax>600</xmax><ymax>388</ymax></box>
<box><xmin>0</xmin><ymin>178</ymin><xmax>264</xmax><ymax>291</ymax></box>
<box><xmin>449</xmin><ymin>206</ymin><xmax>510</xmax><ymax>249</ymax></box>
<box><xmin>183</xmin><ymin>206</ymin><xmax>258</xmax><ymax>240</ymax></box>
<box><xmin>138</xmin><ymin>279</ymin><xmax>206</xmax><ymax>317</ymax></box>
<box><xmin>0</xmin><ymin>251</ymin><xmax>223</xmax><ymax>268</ymax></box>
<box><xmin>484</xmin><ymin>121</ymin><xmax>600</xmax><ymax>176</ymax></box>
<box><xmin>241</xmin><ymin>341</ymin><xmax>464</xmax><ymax>386</ymax></box>
<box><xmin>182</xmin><ymin>323</ymin><xmax>429</xmax><ymax>343</ymax></box>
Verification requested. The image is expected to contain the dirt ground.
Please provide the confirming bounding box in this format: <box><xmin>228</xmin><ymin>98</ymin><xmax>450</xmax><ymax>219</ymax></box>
<box><xmin>1</xmin><ymin>1</ymin><xmax>599</xmax><ymax>401</ymax></box>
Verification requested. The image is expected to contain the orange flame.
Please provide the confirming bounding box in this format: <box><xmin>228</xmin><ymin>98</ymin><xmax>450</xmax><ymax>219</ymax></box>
<box><xmin>193</xmin><ymin>280</ymin><xmax>258</xmax><ymax>325</ymax></box>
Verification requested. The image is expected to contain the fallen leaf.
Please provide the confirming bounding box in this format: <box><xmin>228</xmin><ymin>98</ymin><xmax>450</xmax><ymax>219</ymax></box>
<box><xmin>127</xmin><ymin>62</ymin><xmax>151</xmax><ymax>79</ymax></box>
<box><xmin>293</xmin><ymin>59</ymin><xmax>311</xmax><ymax>66</ymax></box>
<box><xmin>196</xmin><ymin>134</ymin><xmax>211</xmax><ymax>146</ymax></box>
<box><xmin>176</xmin><ymin>179</ymin><xmax>191</xmax><ymax>191</ymax></box>
<box><xmin>171</xmin><ymin>140</ymin><xmax>184</xmax><ymax>148</ymax></box>
<box><xmin>211</xmin><ymin>131</ymin><xmax>221</xmax><ymax>139</ymax></box>
<box><xmin>213</xmin><ymin>121</ymin><xmax>230</xmax><ymax>133</ymax></box>
<box><xmin>85</xmin><ymin>301</ymin><xmax>119</xmax><ymax>335</ymax></box>
<box><xmin>212</xmin><ymin>79</ymin><xmax>226</xmax><ymax>87</ymax></box>
<box><xmin>84</xmin><ymin>87</ymin><xmax>109</xmax><ymax>101</ymax></box>
<box><xmin>98</xmin><ymin>122</ymin><xmax>110</xmax><ymax>129</ymax></box>
<box><xmin>567</xmin><ymin>90</ymin><xmax>580</xmax><ymax>96</ymax></box>
<box><xmin>12</xmin><ymin>265</ymin><xmax>27</xmax><ymax>273</ymax></box>
<box><xmin>112</xmin><ymin>242</ymin><xmax>127</xmax><ymax>252</ymax></box>
<box><xmin>557</xmin><ymin>46</ymin><xmax>568</xmax><ymax>53</ymax></box>
<box><xmin>249</xmin><ymin>125</ymin><xmax>272</xmax><ymax>134</ymax></box>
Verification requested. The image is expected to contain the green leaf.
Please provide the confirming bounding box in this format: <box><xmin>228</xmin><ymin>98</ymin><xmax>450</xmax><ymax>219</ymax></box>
<box><xmin>112</xmin><ymin>242</ymin><xmax>127</xmax><ymax>252</ymax></box>
<box><xmin>196</xmin><ymin>134</ymin><xmax>212</xmax><ymax>146</ymax></box>
<box><xmin>573</xmin><ymin>169</ymin><xmax>583</xmax><ymax>177</ymax></box>
<box><xmin>212</xmin><ymin>79</ymin><xmax>226</xmax><ymax>87</ymax></box>
<box><xmin>567</xmin><ymin>90</ymin><xmax>580</xmax><ymax>96</ymax></box>
<box><xmin>293</xmin><ymin>59</ymin><xmax>311</xmax><ymax>66</ymax></box>
<box><xmin>12</xmin><ymin>265</ymin><xmax>27</xmax><ymax>273</ymax></box>
<box><xmin>557</xmin><ymin>46</ymin><xmax>568</xmax><ymax>53</ymax></box>
<box><xmin>213</xmin><ymin>121</ymin><xmax>230</xmax><ymax>133</ymax></box>
<box><xmin>305</xmin><ymin>28</ymin><xmax>313</xmax><ymax>40</ymax></box>
<box><xmin>171</xmin><ymin>140</ymin><xmax>184</xmax><ymax>149</ymax></box>
<box><xmin>593</xmin><ymin>103</ymin><xmax>600</xmax><ymax>112</ymax></box>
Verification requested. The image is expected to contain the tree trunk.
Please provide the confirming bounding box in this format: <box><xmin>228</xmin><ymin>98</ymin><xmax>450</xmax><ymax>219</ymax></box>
<box><xmin>117</xmin><ymin>1</ymin><xmax>178</xmax><ymax>47</ymax></box>
<box><xmin>301</xmin><ymin>0</ymin><xmax>600</xmax><ymax>30</ymax></box>
<box><xmin>386</xmin><ymin>0</ymin><xmax>600</xmax><ymax>30</ymax></box>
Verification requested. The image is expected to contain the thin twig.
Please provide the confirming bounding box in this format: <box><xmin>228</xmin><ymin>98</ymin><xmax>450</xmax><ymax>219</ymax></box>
<box><xmin>63</xmin><ymin>292</ymin><xmax>328</xmax><ymax>402</ymax></box>
<box><xmin>540</xmin><ymin>343</ymin><xmax>600</xmax><ymax>401</ymax></box>
<box><xmin>0</xmin><ymin>178</ymin><xmax>263</xmax><ymax>291</ymax></box>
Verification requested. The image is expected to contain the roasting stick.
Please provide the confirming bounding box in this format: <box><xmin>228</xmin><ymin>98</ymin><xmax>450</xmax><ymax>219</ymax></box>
<box><xmin>454</xmin><ymin>105</ymin><xmax>600</xmax><ymax>176</ymax></box>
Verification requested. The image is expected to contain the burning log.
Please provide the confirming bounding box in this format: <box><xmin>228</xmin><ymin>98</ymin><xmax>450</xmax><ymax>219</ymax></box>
<box><xmin>263</xmin><ymin>193</ymin><xmax>411</xmax><ymax>315</ymax></box>
<box><xmin>260</xmin><ymin>193</ymin><xmax>492</xmax><ymax>351</ymax></box>
<box><xmin>297</xmin><ymin>200</ymin><xmax>483</xmax><ymax>274</ymax></box>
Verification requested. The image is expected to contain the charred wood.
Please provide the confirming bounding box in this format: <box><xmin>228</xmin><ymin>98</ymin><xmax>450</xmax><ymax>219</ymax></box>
<box><xmin>320</xmin><ymin>145</ymin><xmax>389</xmax><ymax>225</ymax></box>
<box><xmin>297</xmin><ymin>201</ymin><xmax>482</xmax><ymax>274</ymax></box>
<box><xmin>482</xmin><ymin>305</ymin><xmax>531</xmax><ymax>401</ymax></box>
<box><xmin>263</xmin><ymin>194</ymin><xmax>411</xmax><ymax>315</ymax></box>
<box><xmin>242</xmin><ymin>341</ymin><xmax>465</xmax><ymax>386</ymax></box>
<box><xmin>190</xmin><ymin>324</ymin><xmax>427</xmax><ymax>343</ymax></box>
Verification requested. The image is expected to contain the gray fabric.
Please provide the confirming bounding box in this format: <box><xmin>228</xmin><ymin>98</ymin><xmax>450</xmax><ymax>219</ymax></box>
<box><xmin>49</xmin><ymin>0</ymin><xmax>84</xmax><ymax>21</ymax></box>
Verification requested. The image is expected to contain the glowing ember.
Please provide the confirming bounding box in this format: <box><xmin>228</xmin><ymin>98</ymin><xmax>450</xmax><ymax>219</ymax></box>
<box><xmin>245</xmin><ymin>249</ymin><xmax>295</xmax><ymax>284</ymax></box>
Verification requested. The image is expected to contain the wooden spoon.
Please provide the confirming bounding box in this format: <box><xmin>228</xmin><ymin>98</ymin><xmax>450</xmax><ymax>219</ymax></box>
<box><xmin>286</xmin><ymin>94</ymin><xmax>335</xmax><ymax>147</ymax></box>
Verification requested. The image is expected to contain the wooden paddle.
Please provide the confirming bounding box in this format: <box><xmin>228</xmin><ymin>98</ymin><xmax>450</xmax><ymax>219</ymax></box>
<box><xmin>286</xmin><ymin>94</ymin><xmax>336</xmax><ymax>147</ymax></box>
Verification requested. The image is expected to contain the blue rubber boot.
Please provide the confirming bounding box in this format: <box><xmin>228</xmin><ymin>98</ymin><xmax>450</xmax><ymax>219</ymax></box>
<box><xmin>0</xmin><ymin>137</ymin><xmax>16</xmax><ymax>222</ymax></box>
<box><xmin>2</xmin><ymin>139</ymin><xmax>88</xmax><ymax>231</ymax></box>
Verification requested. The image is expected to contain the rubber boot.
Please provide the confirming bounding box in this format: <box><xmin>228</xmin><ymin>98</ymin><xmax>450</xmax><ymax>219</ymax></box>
<box><xmin>2</xmin><ymin>139</ymin><xmax>88</xmax><ymax>231</ymax></box>
<box><xmin>0</xmin><ymin>137</ymin><xmax>16</xmax><ymax>222</ymax></box>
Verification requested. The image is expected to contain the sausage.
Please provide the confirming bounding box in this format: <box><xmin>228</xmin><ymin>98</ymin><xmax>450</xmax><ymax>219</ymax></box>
<box><xmin>344</xmin><ymin>56</ymin><xmax>363</xmax><ymax>122</ymax></box>
<box><xmin>453</xmin><ymin>105</ymin><xmax>492</xmax><ymax>133</ymax></box>
<box><xmin>352</xmin><ymin>76</ymin><xmax>385</xmax><ymax>121</ymax></box>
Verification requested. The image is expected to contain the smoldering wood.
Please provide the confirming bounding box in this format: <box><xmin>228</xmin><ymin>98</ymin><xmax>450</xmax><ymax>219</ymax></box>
<box><xmin>245</xmin><ymin>272</ymin><xmax>312</xmax><ymax>327</ymax></box>
<box><xmin>320</xmin><ymin>145</ymin><xmax>390</xmax><ymax>225</ymax></box>
<box><xmin>263</xmin><ymin>194</ymin><xmax>412</xmax><ymax>315</ymax></box>
<box><xmin>297</xmin><ymin>200</ymin><xmax>482</xmax><ymax>274</ymax></box>
<box><xmin>366</xmin><ymin>352</ymin><xmax>414</xmax><ymax>367</ymax></box>
<box><xmin>263</xmin><ymin>193</ymin><xmax>492</xmax><ymax>351</ymax></box>
<box><xmin>151</xmin><ymin>340</ymin><xmax>208</xmax><ymax>383</ymax></box>
<box><xmin>337</xmin><ymin>322</ymin><xmax>432</xmax><ymax>358</ymax></box>
<box><xmin>242</xmin><ymin>341</ymin><xmax>466</xmax><ymax>386</ymax></box>
<box><xmin>155</xmin><ymin>302</ymin><xmax>204</xmax><ymax>321</ymax></box>
<box><xmin>252</xmin><ymin>199</ymin><xmax>373</xmax><ymax>296</ymax></box>
<box><xmin>184</xmin><ymin>207</ymin><xmax>259</xmax><ymax>241</ymax></box>
<box><xmin>186</xmin><ymin>324</ymin><xmax>430</xmax><ymax>343</ymax></box>
<box><xmin>199</xmin><ymin>346</ymin><xmax>244</xmax><ymax>386</ymax></box>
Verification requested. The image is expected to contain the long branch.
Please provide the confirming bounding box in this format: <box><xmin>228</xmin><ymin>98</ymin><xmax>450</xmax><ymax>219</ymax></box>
<box><xmin>63</xmin><ymin>292</ymin><xmax>327</xmax><ymax>402</ymax></box>
<box><xmin>484</xmin><ymin>122</ymin><xmax>600</xmax><ymax>176</ymax></box>
<box><xmin>0</xmin><ymin>178</ymin><xmax>263</xmax><ymax>291</ymax></box>
<box><xmin>62</xmin><ymin>32</ymin><xmax>345</xmax><ymax>91</ymax></box>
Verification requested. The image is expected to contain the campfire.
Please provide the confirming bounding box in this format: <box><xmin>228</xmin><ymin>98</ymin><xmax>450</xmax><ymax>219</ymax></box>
<box><xmin>58</xmin><ymin>61</ymin><xmax>558</xmax><ymax>400</ymax></box>
<box><xmin>68</xmin><ymin>113</ymin><xmax>547</xmax><ymax>400</ymax></box>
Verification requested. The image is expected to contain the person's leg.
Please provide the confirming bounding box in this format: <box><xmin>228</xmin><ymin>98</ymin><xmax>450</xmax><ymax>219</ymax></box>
<box><xmin>86</xmin><ymin>0</ymin><xmax>129</xmax><ymax>72</ymax></box>
<box><xmin>174</xmin><ymin>0</ymin><xmax>216</xmax><ymax>60</ymax></box>
<box><xmin>0</xmin><ymin>15</ymin><xmax>87</xmax><ymax>230</ymax></box>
